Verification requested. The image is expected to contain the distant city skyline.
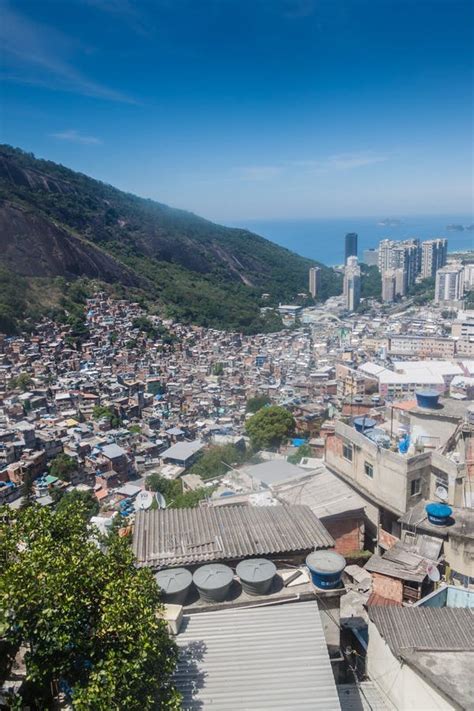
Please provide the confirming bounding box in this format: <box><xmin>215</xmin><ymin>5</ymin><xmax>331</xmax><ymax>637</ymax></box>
<box><xmin>1</xmin><ymin>0</ymin><xmax>473</xmax><ymax>221</ymax></box>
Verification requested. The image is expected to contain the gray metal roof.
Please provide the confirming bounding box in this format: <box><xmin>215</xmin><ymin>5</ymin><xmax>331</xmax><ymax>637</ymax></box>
<box><xmin>241</xmin><ymin>459</ymin><xmax>306</xmax><ymax>486</ymax></box>
<box><xmin>101</xmin><ymin>443</ymin><xmax>126</xmax><ymax>459</ymax></box>
<box><xmin>273</xmin><ymin>467</ymin><xmax>365</xmax><ymax>520</ymax></box>
<box><xmin>133</xmin><ymin>505</ymin><xmax>334</xmax><ymax>568</ymax></box>
<box><xmin>174</xmin><ymin>600</ymin><xmax>341</xmax><ymax>710</ymax></box>
<box><xmin>161</xmin><ymin>440</ymin><xmax>203</xmax><ymax>461</ymax></box>
<box><xmin>368</xmin><ymin>606</ymin><xmax>474</xmax><ymax>655</ymax></box>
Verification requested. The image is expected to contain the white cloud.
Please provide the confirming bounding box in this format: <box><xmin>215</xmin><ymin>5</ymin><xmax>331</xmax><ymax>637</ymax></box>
<box><xmin>51</xmin><ymin>130</ymin><xmax>102</xmax><ymax>145</ymax></box>
<box><xmin>0</xmin><ymin>4</ymin><xmax>137</xmax><ymax>103</ymax></box>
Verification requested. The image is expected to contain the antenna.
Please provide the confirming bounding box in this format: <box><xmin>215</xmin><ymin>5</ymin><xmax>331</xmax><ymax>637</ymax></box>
<box><xmin>426</xmin><ymin>563</ymin><xmax>440</xmax><ymax>582</ymax></box>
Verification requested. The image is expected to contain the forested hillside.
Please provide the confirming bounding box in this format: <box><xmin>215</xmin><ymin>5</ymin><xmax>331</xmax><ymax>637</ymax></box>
<box><xmin>0</xmin><ymin>145</ymin><xmax>342</xmax><ymax>333</ymax></box>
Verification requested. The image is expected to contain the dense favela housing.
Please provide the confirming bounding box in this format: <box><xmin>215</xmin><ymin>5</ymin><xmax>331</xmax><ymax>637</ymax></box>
<box><xmin>1</xmin><ymin>272</ymin><xmax>474</xmax><ymax>709</ymax></box>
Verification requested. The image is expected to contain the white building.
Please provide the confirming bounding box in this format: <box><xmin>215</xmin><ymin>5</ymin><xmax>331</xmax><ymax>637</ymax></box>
<box><xmin>308</xmin><ymin>266</ymin><xmax>321</xmax><ymax>298</ymax></box>
<box><xmin>343</xmin><ymin>256</ymin><xmax>360</xmax><ymax>311</ymax></box>
<box><xmin>381</xmin><ymin>270</ymin><xmax>396</xmax><ymax>303</ymax></box>
<box><xmin>421</xmin><ymin>238</ymin><xmax>448</xmax><ymax>278</ymax></box>
<box><xmin>435</xmin><ymin>263</ymin><xmax>465</xmax><ymax>304</ymax></box>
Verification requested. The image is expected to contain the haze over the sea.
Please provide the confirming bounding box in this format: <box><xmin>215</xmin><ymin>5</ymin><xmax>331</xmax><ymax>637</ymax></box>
<box><xmin>229</xmin><ymin>215</ymin><xmax>474</xmax><ymax>266</ymax></box>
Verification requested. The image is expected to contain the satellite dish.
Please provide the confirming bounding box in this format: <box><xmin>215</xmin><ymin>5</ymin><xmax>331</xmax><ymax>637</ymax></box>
<box><xmin>426</xmin><ymin>564</ymin><xmax>440</xmax><ymax>582</ymax></box>
<box><xmin>155</xmin><ymin>491</ymin><xmax>166</xmax><ymax>509</ymax></box>
<box><xmin>134</xmin><ymin>490</ymin><xmax>153</xmax><ymax>511</ymax></box>
<box><xmin>435</xmin><ymin>486</ymin><xmax>448</xmax><ymax>502</ymax></box>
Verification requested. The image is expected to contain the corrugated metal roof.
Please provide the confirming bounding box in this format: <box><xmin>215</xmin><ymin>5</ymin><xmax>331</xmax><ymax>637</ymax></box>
<box><xmin>368</xmin><ymin>606</ymin><xmax>474</xmax><ymax>655</ymax></box>
<box><xmin>174</xmin><ymin>600</ymin><xmax>340</xmax><ymax>710</ymax></box>
<box><xmin>133</xmin><ymin>505</ymin><xmax>334</xmax><ymax>568</ymax></box>
<box><xmin>273</xmin><ymin>467</ymin><xmax>365</xmax><ymax>519</ymax></box>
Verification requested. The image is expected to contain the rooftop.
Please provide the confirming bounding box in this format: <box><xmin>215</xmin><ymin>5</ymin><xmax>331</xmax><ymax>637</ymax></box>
<box><xmin>133</xmin><ymin>504</ymin><xmax>334</xmax><ymax>569</ymax></box>
<box><xmin>174</xmin><ymin>600</ymin><xmax>340</xmax><ymax>710</ymax></box>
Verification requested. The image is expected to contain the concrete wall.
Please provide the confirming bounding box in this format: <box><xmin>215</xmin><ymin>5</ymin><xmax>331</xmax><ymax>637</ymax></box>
<box><xmin>367</xmin><ymin>621</ymin><xmax>456</xmax><ymax>710</ymax></box>
<box><xmin>325</xmin><ymin>421</ymin><xmax>430</xmax><ymax>518</ymax></box>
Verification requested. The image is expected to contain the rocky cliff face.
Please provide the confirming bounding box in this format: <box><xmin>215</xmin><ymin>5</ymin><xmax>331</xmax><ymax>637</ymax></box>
<box><xmin>0</xmin><ymin>202</ymin><xmax>142</xmax><ymax>286</ymax></box>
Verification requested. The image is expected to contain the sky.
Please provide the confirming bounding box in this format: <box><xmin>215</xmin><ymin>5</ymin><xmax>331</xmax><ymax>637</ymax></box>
<box><xmin>1</xmin><ymin>0</ymin><xmax>473</xmax><ymax>222</ymax></box>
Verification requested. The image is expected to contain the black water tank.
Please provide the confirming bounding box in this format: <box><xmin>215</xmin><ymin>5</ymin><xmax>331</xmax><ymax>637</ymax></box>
<box><xmin>236</xmin><ymin>558</ymin><xmax>277</xmax><ymax>595</ymax></box>
<box><xmin>193</xmin><ymin>563</ymin><xmax>233</xmax><ymax>602</ymax></box>
<box><xmin>155</xmin><ymin>568</ymin><xmax>193</xmax><ymax>605</ymax></box>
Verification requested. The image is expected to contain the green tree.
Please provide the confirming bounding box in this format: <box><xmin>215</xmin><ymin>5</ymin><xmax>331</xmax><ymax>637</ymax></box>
<box><xmin>287</xmin><ymin>443</ymin><xmax>312</xmax><ymax>464</ymax></box>
<box><xmin>0</xmin><ymin>503</ymin><xmax>180</xmax><ymax>710</ymax></box>
<box><xmin>246</xmin><ymin>394</ymin><xmax>271</xmax><ymax>413</ymax></box>
<box><xmin>92</xmin><ymin>405</ymin><xmax>121</xmax><ymax>428</ymax></box>
<box><xmin>8</xmin><ymin>372</ymin><xmax>33</xmax><ymax>392</ymax></box>
<box><xmin>189</xmin><ymin>444</ymin><xmax>247</xmax><ymax>480</ymax></box>
<box><xmin>49</xmin><ymin>453</ymin><xmax>78</xmax><ymax>482</ymax></box>
<box><xmin>55</xmin><ymin>488</ymin><xmax>100</xmax><ymax>520</ymax></box>
<box><xmin>146</xmin><ymin>474</ymin><xmax>211</xmax><ymax>508</ymax></box>
<box><xmin>245</xmin><ymin>406</ymin><xmax>295</xmax><ymax>451</ymax></box>
<box><xmin>212</xmin><ymin>362</ymin><xmax>224</xmax><ymax>376</ymax></box>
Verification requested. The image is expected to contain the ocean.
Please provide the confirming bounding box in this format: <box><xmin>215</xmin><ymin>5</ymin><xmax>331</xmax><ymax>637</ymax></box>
<box><xmin>227</xmin><ymin>215</ymin><xmax>474</xmax><ymax>266</ymax></box>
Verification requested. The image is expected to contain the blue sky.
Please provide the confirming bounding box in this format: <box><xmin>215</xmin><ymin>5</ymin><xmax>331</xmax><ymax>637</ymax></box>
<box><xmin>1</xmin><ymin>0</ymin><xmax>473</xmax><ymax>221</ymax></box>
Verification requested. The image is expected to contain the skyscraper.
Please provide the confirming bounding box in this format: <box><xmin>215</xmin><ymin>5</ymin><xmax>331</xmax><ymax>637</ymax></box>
<box><xmin>308</xmin><ymin>266</ymin><xmax>321</xmax><ymax>298</ymax></box>
<box><xmin>421</xmin><ymin>239</ymin><xmax>448</xmax><ymax>278</ymax></box>
<box><xmin>345</xmin><ymin>233</ymin><xmax>358</xmax><ymax>264</ymax></box>
<box><xmin>363</xmin><ymin>248</ymin><xmax>379</xmax><ymax>266</ymax></box>
<box><xmin>381</xmin><ymin>270</ymin><xmax>397</xmax><ymax>303</ymax></box>
<box><xmin>343</xmin><ymin>256</ymin><xmax>361</xmax><ymax>311</ymax></box>
<box><xmin>378</xmin><ymin>238</ymin><xmax>421</xmax><ymax>296</ymax></box>
<box><xmin>435</xmin><ymin>263</ymin><xmax>464</xmax><ymax>303</ymax></box>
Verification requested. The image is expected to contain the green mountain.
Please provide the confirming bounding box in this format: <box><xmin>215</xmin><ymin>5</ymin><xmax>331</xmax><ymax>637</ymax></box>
<box><xmin>0</xmin><ymin>145</ymin><xmax>341</xmax><ymax>333</ymax></box>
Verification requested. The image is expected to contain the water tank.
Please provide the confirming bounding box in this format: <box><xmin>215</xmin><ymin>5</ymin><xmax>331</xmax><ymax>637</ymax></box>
<box><xmin>353</xmin><ymin>416</ymin><xmax>376</xmax><ymax>433</ymax></box>
<box><xmin>415</xmin><ymin>390</ymin><xmax>440</xmax><ymax>409</ymax></box>
<box><xmin>155</xmin><ymin>568</ymin><xmax>193</xmax><ymax>605</ymax></box>
<box><xmin>306</xmin><ymin>551</ymin><xmax>346</xmax><ymax>589</ymax></box>
<box><xmin>365</xmin><ymin>428</ymin><xmax>392</xmax><ymax>449</ymax></box>
<box><xmin>426</xmin><ymin>502</ymin><xmax>453</xmax><ymax>526</ymax></box>
<box><xmin>236</xmin><ymin>558</ymin><xmax>276</xmax><ymax>596</ymax></box>
<box><xmin>193</xmin><ymin>563</ymin><xmax>233</xmax><ymax>602</ymax></box>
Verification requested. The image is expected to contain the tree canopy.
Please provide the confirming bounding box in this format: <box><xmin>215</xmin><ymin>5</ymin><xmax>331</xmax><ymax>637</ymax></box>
<box><xmin>0</xmin><ymin>502</ymin><xmax>179</xmax><ymax>710</ymax></box>
<box><xmin>245</xmin><ymin>406</ymin><xmax>295</xmax><ymax>451</ymax></box>
<box><xmin>189</xmin><ymin>444</ymin><xmax>247</xmax><ymax>480</ymax></box>
<box><xmin>49</xmin><ymin>453</ymin><xmax>78</xmax><ymax>482</ymax></box>
<box><xmin>245</xmin><ymin>394</ymin><xmax>271</xmax><ymax>413</ymax></box>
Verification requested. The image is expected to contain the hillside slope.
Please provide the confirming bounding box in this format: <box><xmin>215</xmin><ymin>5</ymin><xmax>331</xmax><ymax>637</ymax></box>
<box><xmin>0</xmin><ymin>145</ymin><xmax>341</xmax><ymax>332</ymax></box>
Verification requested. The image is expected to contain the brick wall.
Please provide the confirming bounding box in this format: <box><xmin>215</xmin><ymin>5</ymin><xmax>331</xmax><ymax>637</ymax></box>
<box><xmin>324</xmin><ymin>516</ymin><xmax>364</xmax><ymax>555</ymax></box>
<box><xmin>371</xmin><ymin>573</ymin><xmax>403</xmax><ymax>604</ymax></box>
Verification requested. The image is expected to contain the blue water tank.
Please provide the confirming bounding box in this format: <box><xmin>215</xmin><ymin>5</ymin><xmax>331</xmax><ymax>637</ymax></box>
<box><xmin>426</xmin><ymin>502</ymin><xmax>452</xmax><ymax>526</ymax></box>
<box><xmin>415</xmin><ymin>390</ymin><xmax>440</xmax><ymax>409</ymax></box>
<box><xmin>353</xmin><ymin>416</ymin><xmax>376</xmax><ymax>433</ymax></box>
<box><xmin>306</xmin><ymin>551</ymin><xmax>346</xmax><ymax>589</ymax></box>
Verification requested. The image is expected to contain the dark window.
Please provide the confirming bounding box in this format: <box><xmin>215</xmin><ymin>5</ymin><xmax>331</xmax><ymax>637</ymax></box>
<box><xmin>364</xmin><ymin>461</ymin><xmax>374</xmax><ymax>478</ymax></box>
<box><xmin>410</xmin><ymin>479</ymin><xmax>421</xmax><ymax>496</ymax></box>
<box><xmin>343</xmin><ymin>442</ymin><xmax>353</xmax><ymax>461</ymax></box>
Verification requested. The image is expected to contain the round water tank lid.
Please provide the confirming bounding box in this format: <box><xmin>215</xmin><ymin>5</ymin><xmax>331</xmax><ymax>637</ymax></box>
<box><xmin>426</xmin><ymin>502</ymin><xmax>452</xmax><ymax>518</ymax></box>
<box><xmin>306</xmin><ymin>550</ymin><xmax>346</xmax><ymax>574</ymax></box>
<box><xmin>353</xmin><ymin>416</ymin><xmax>376</xmax><ymax>427</ymax></box>
<box><xmin>193</xmin><ymin>563</ymin><xmax>233</xmax><ymax>590</ymax></box>
<box><xmin>155</xmin><ymin>568</ymin><xmax>192</xmax><ymax>594</ymax></box>
<box><xmin>236</xmin><ymin>558</ymin><xmax>277</xmax><ymax>583</ymax></box>
<box><xmin>415</xmin><ymin>389</ymin><xmax>440</xmax><ymax>398</ymax></box>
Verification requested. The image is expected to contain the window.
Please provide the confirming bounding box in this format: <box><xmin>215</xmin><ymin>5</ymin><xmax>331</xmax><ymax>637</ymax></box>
<box><xmin>342</xmin><ymin>442</ymin><xmax>353</xmax><ymax>461</ymax></box>
<box><xmin>364</xmin><ymin>461</ymin><xmax>374</xmax><ymax>478</ymax></box>
<box><xmin>410</xmin><ymin>478</ymin><xmax>421</xmax><ymax>496</ymax></box>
